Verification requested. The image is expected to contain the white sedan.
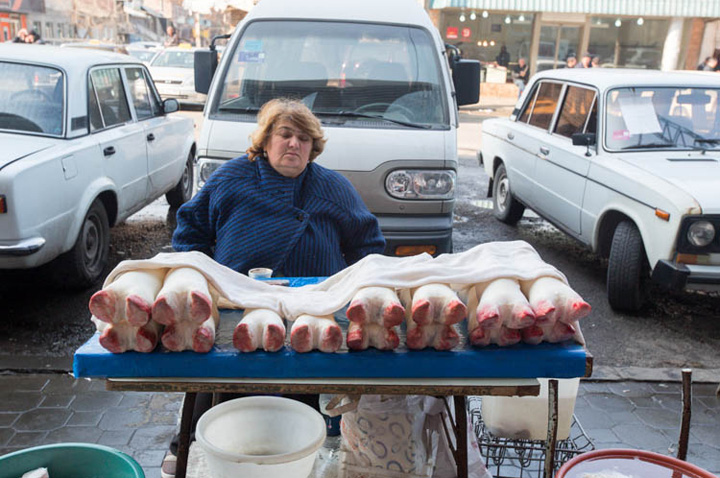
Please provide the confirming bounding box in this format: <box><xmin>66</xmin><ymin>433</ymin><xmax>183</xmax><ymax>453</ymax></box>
<box><xmin>149</xmin><ymin>46</ymin><xmax>207</xmax><ymax>106</ymax></box>
<box><xmin>0</xmin><ymin>44</ymin><xmax>195</xmax><ymax>288</ymax></box>
<box><xmin>481</xmin><ymin>68</ymin><xmax>720</xmax><ymax>311</ymax></box>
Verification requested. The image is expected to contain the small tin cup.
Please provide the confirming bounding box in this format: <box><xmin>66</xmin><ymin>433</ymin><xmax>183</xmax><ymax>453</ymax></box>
<box><xmin>248</xmin><ymin>267</ymin><xmax>273</xmax><ymax>279</ymax></box>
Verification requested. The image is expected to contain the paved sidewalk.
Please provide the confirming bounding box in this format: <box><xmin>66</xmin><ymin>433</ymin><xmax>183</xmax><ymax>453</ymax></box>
<box><xmin>0</xmin><ymin>373</ymin><xmax>718</xmax><ymax>477</ymax></box>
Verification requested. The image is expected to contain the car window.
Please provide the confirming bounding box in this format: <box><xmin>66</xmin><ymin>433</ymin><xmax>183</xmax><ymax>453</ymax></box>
<box><xmin>125</xmin><ymin>67</ymin><xmax>160</xmax><ymax>120</ymax></box>
<box><xmin>518</xmin><ymin>85</ymin><xmax>538</xmax><ymax>124</ymax></box>
<box><xmin>554</xmin><ymin>86</ymin><xmax>597</xmax><ymax>138</ymax></box>
<box><xmin>151</xmin><ymin>50</ymin><xmax>195</xmax><ymax>68</ymax></box>
<box><xmin>88</xmin><ymin>78</ymin><xmax>103</xmax><ymax>132</ymax></box>
<box><xmin>89</xmin><ymin>68</ymin><xmax>131</xmax><ymax>128</ymax></box>
<box><xmin>527</xmin><ymin>82</ymin><xmax>563</xmax><ymax>130</ymax></box>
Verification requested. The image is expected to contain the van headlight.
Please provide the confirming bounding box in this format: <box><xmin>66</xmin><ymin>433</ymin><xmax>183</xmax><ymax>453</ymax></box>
<box><xmin>385</xmin><ymin>170</ymin><xmax>456</xmax><ymax>200</ymax></box>
<box><xmin>195</xmin><ymin>158</ymin><xmax>225</xmax><ymax>189</ymax></box>
<box><xmin>687</xmin><ymin>221</ymin><xmax>715</xmax><ymax>247</ymax></box>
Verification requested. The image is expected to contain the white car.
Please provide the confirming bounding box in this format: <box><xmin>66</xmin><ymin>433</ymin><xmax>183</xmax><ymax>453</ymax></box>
<box><xmin>0</xmin><ymin>44</ymin><xmax>195</xmax><ymax>287</ymax></box>
<box><xmin>149</xmin><ymin>47</ymin><xmax>206</xmax><ymax>106</ymax></box>
<box><xmin>481</xmin><ymin>68</ymin><xmax>720</xmax><ymax>311</ymax></box>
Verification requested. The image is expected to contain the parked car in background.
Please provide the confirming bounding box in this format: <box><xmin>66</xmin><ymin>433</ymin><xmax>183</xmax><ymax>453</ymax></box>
<box><xmin>126</xmin><ymin>43</ymin><xmax>161</xmax><ymax>64</ymax></box>
<box><xmin>0</xmin><ymin>44</ymin><xmax>195</xmax><ymax>287</ymax></box>
<box><xmin>481</xmin><ymin>68</ymin><xmax>720</xmax><ymax>311</ymax></box>
<box><xmin>149</xmin><ymin>46</ymin><xmax>206</xmax><ymax>106</ymax></box>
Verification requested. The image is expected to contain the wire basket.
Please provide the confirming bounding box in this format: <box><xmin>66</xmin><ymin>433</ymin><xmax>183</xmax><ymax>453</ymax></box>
<box><xmin>468</xmin><ymin>397</ymin><xmax>595</xmax><ymax>478</ymax></box>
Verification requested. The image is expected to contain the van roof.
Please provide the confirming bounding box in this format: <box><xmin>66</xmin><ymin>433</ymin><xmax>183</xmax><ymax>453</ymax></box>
<box><xmin>248</xmin><ymin>0</ymin><xmax>434</xmax><ymax>29</ymax></box>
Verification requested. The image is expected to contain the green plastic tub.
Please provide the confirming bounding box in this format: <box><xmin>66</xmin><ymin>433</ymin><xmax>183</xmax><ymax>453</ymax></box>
<box><xmin>0</xmin><ymin>443</ymin><xmax>145</xmax><ymax>478</ymax></box>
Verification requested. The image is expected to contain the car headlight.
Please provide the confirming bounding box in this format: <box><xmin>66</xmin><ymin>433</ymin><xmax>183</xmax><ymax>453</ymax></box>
<box><xmin>196</xmin><ymin>159</ymin><xmax>224</xmax><ymax>189</ymax></box>
<box><xmin>385</xmin><ymin>170</ymin><xmax>456</xmax><ymax>200</ymax></box>
<box><xmin>687</xmin><ymin>221</ymin><xmax>715</xmax><ymax>247</ymax></box>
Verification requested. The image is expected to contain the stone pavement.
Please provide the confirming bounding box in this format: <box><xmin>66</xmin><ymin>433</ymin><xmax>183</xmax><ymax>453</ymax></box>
<box><xmin>0</xmin><ymin>372</ymin><xmax>718</xmax><ymax>477</ymax></box>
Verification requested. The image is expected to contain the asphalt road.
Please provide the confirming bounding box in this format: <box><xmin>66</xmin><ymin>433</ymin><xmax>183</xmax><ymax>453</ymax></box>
<box><xmin>1</xmin><ymin>106</ymin><xmax>718</xmax><ymax>379</ymax></box>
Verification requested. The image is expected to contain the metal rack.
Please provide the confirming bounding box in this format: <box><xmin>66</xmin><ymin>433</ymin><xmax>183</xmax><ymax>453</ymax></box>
<box><xmin>468</xmin><ymin>397</ymin><xmax>595</xmax><ymax>478</ymax></box>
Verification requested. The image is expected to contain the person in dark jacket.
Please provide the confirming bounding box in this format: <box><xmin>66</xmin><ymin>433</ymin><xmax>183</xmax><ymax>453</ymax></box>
<box><xmin>13</xmin><ymin>28</ymin><xmax>28</xmax><ymax>43</ymax></box>
<box><xmin>496</xmin><ymin>45</ymin><xmax>510</xmax><ymax>67</ymax></box>
<box><xmin>162</xmin><ymin>98</ymin><xmax>385</xmax><ymax>478</ymax></box>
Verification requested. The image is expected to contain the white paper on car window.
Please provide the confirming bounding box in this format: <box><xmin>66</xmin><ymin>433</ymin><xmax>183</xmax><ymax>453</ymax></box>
<box><xmin>618</xmin><ymin>96</ymin><xmax>663</xmax><ymax>135</ymax></box>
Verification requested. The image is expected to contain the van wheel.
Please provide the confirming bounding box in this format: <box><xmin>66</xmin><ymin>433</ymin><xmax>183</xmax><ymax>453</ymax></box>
<box><xmin>166</xmin><ymin>152</ymin><xmax>194</xmax><ymax>208</ymax></box>
<box><xmin>492</xmin><ymin>163</ymin><xmax>525</xmax><ymax>225</ymax></box>
<box><xmin>51</xmin><ymin>199</ymin><xmax>110</xmax><ymax>289</ymax></box>
<box><xmin>607</xmin><ymin>220</ymin><xmax>647</xmax><ymax>312</ymax></box>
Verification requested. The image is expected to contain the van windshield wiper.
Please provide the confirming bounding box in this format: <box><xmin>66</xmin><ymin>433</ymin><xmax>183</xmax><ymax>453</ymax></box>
<box><xmin>622</xmin><ymin>142</ymin><xmax>676</xmax><ymax>150</ymax></box>
<box><xmin>316</xmin><ymin>111</ymin><xmax>431</xmax><ymax>129</ymax></box>
<box><xmin>694</xmin><ymin>138</ymin><xmax>720</xmax><ymax>145</ymax></box>
<box><xmin>217</xmin><ymin>105</ymin><xmax>261</xmax><ymax>113</ymax></box>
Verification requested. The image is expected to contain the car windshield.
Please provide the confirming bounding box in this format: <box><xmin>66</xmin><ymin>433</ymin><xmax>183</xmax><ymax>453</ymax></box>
<box><xmin>0</xmin><ymin>62</ymin><xmax>64</xmax><ymax>136</ymax></box>
<box><xmin>128</xmin><ymin>49</ymin><xmax>157</xmax><ymax>63</ymax></box>
<box><xmin>605</xmin><ymin>87</ymin><xmax>720</xmax><ymax>151</ymax></box>
<box><xmin>214</xmin><ymin>20</ymin><xmax>449</xmax><ymax>129</ymax></box>
<box><xmin>151</xmin><ymin>50</ymin><xmax>194</xmax><ymax>68</ymax></box>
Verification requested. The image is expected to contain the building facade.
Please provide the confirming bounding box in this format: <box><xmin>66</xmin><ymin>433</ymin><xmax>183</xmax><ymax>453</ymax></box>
<box><xmin>0</xmin><ymin>0</ymin><xmax>43</xmax><ymax>42</ymax></box>
<box><xmin>428</xmin><ymin>0</ymin><xmax>720</xmax><ymax>74</ymax></box>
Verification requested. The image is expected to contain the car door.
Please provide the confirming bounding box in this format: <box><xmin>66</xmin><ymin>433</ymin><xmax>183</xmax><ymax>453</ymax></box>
<box><xmin>89</xmin><ymin>67</ymin><xmax>148</xmax><ymax>216</ymax></box>
<box><xmin>506</xmin><ymin>81</ymin><xmax>564</xmax><ymax>206</ymax></box>
<box><xmin>123</xmin><ymin>66</ymin><xmax>179</xmax><ymax>196</ymax></box>
<box><xmin>533</xmin><ymin>84</ymin><xmax>597</xmax><ymax>235</ymax></box>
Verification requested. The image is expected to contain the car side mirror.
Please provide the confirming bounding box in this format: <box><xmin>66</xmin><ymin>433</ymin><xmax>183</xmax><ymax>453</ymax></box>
<box><xmin>572</xmin><ymin>132</ymin><xmax>597</xmax><ymax>157</ymax></box>
<box><xmin>163</xmin><ymin>98</ymin><xmax>179</xmax><ymax>114</ymax></box>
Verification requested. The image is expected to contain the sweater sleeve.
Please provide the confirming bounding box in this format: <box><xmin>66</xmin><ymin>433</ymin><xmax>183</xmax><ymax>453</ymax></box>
<box><xmin>339</xmin><ymin>190</ymin><xmax>386</xmax><ymax>265</ymax></box>
<box><xmin>172</xmin><ymin>181</ymin><xmax>216</xmax><ymax>256</ymax></box>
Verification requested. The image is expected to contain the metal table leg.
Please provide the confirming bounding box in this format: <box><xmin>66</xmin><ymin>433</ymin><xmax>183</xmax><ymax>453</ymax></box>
<box><xmin>176</xmin><ymin>392</ymin><xmax>197</xmax><ymax>478</ymax></box>
<box><xmin>544</xmin><ymin>379</ymin><xmax>559</xmax><ymax>478</ymax></box>
<box><xmin>455</xmin><ymin>396</ymin><xmax>469</xmax><ymax>478</ymax></box>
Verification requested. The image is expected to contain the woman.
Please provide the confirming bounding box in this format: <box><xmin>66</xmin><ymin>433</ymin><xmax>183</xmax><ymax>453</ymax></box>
<box><xmin>163</xmin><ymin>98</ymin><xmax>385</xmax><ymax>478</ymax></box>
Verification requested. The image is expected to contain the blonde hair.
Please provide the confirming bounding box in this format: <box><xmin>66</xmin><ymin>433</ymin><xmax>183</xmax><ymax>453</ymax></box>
<box><xmin>246</xmin><ymin>98</ymin><xmax>326</xmax><ymax>162</ymax></box>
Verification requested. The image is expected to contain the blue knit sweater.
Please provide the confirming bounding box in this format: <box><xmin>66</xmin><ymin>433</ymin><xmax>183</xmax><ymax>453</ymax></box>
<box><xmin>172</xmin><ymin>155</ymin><xmax>385</xmax><ymax>276</ymax></box>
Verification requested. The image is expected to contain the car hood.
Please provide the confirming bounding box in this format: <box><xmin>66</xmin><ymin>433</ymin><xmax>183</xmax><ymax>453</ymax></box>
<box><xmin>149</xmin><ymin>67</ymin><xmax>192</xmax><ymax>81</ymax></box>
<box><xmin>0</xmin><ymin>135</ymin><xmax>58</xmax><ymax>170</ymax></box>
<box><xmin>624</xmin><ymin>152</ymin><xmax>720</xmax><ymax>213</ymax></box>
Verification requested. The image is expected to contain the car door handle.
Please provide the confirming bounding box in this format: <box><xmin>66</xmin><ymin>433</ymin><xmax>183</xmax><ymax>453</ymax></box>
<box><xmin>103</xmin><ymin>146</ymin><xmax>116</xmax><ymax>157</ymax></box>
<box><xmin>539</xmin><ymin>146</ymin><xmax>550</xmax><ymax>156</ymax></box>
<box><xmin>507</xmin><ymin>132</ymin><xmax>515</xmax><ymax>140</ymax></box>
<box><xmin>147</xmin><ymin>133</ymin><xmax>155</xmax><ymax>142</ymax></box>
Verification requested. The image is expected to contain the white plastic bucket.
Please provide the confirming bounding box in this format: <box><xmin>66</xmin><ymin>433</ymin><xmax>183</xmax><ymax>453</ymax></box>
<box><xmin>196</xmin><ymin>396</ymin><xmax>326</xmax><ymax>478</ymax></box>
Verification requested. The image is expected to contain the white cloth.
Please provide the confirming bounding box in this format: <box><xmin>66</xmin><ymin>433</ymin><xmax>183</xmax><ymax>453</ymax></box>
<box><xmin>103</xmin><ymin>240</ymin><xmax>567</xmax><ymax>321</ymax></box>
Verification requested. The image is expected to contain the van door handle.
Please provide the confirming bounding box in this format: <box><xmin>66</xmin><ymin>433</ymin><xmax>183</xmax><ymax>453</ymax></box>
<box><xmin>147</xmin><ymin>133</ymin><xmax>155</xmax><ymax>142</ymax></box>
<box><xmin>103</xmin><ymin>146</ymin><xmax>116</xmax><ymax>157</ymax></box>
<box><xmin>539</xmin><ymin>146</ymin><xmax>550</xmax><ymax>155</ymax></box>
<box><xmin>507</xmin><ymin>132</ymin><xmax>515</xmax><ymax>140</ymax></box>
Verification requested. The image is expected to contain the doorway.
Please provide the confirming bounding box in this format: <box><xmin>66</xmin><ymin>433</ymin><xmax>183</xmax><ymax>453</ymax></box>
<box><xmin>538</xmin><ymin>24</ymin><xmax>581</xmax><ymax>71</ymax></box>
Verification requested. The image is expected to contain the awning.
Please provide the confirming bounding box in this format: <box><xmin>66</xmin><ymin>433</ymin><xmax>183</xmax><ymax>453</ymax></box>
<box><xmin>430</xmin><ymin>0</ymin><xmax>720</xmax><ymax>18</ymax></box>
<box><xmin>141</xmin><ymin>5</ymin><xmax>166</xmax><ymax>18</ymax></box>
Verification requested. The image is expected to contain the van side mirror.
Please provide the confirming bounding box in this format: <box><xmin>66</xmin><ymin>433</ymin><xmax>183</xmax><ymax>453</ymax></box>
<box><xmin>194</xmin><ymin>49</ymin><xmax>218</xmax><ymax>94</ymax></box>
<box><xmin>451</xmin><ymin>59</ymin><xmax>481</xmax><ymax>106</ymax></box>
<box><xmin>572</xmin><ymin>132</ymin><xmax>597</xmax><ymax>157</ymax></box>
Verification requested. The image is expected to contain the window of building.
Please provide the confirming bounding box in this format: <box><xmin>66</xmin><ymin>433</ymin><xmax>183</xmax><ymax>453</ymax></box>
<box><xmin>555</xmin><ymin>86</ymin><xmax>597</xmax><ymax>138</ymax></box>
<box><xmin>589</xmin><ymin>17</ymin><xmax>668</xmax><ymax>69</ymax></box>
<box><xmin>45</xmin><ymin>22</ymin><xmax>53</xmax><ymax>39</ymax></box>
<box><xmin>528</xmin><ymin>82</ymin><xmax>563</xmax><ymax>130</ymax></box>
<box><xmin>33</xmin><ymin>21</ymin><xmax>41</xmax><ymax>37</ymax></box>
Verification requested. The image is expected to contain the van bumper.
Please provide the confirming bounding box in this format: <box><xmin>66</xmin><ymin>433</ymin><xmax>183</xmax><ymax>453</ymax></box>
<box><xmin>377</xmin><ymin>214</ymin><xmax>453</xmax><ymax>256</ymax></box>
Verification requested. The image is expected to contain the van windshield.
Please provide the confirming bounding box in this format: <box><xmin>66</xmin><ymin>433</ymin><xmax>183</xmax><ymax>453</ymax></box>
<box><xmin>213</xmin><ymin>20</ymin><xmax>449</xmax><ymax>129</ymax></box>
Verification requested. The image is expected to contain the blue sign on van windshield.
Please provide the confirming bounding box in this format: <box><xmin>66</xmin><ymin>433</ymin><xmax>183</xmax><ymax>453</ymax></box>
<box><xmin>238</xmin><ymin>51</ymin><xmax>265</xmax><ymax>62</ymax></box>
<box><xmin>243</xmin><ymin>40</ymin><xmax>263</xmax><ymax>51</ymax></box>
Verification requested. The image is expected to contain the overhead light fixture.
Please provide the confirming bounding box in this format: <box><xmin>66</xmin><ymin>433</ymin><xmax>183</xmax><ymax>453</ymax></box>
<box><xmin>518</xmin><ymin>14</ymin><xmax>525</xmax><ymax>22</ymax></box>
<box><xmin>483</xmin><ymin>40</ymin><xmax>488</xmax><ymax>47</ymax></box>
<box><xmin>614</xmin><ymin>18</ymin><xmax>622</xmax><ymax>27</ymax></box>
<box><xmin>459</xmin><ymin>13</ymin><xmax>466</xmax><ymax>22</ymax></box>
<box><xmin>477</xmin><ymin>41</ymin><xmax>482</xmax><ymax>46</ymax></box>
<box><xmin>637</xmin><ymin>17</ymin><xmax>644</xmax><ymax>26</ymax></box>
<box><xmin>490</xmin><ymin>40</ymin><xmax>496</xmax><ymax>46</ymax></box>
<box><xmin>482</xmin><ymin>10</ymin><xmax>489</xmax><ymax>18</ymax></box>
<box><xmin>504</xmin><ymin>15</ymin><xmax>511</xmax><ymax>24</ymax></box>
<box><xmin>470</xmin><ymin>11</ymin><xmax>476</xmax><ymax>20</ymax></box>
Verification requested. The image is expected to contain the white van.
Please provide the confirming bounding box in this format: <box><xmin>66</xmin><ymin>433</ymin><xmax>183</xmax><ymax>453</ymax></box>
<box><xmin>193</xmin><ymin>0</ymin><xmax>479</xmax><ymax>256</ymax></box>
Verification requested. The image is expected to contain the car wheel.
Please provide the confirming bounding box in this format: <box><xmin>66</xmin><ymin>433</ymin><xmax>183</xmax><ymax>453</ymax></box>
<box><xmin>492</xmin><ymin>163</ymin><xmax>525</xmax><ymax>225</ymax></box>
<box><xmin>51</xmin><ymin>199</ymin><xmax>110</xmax><ymax>289</ymax></box>
<box><xmin>607</xmin><ymin>220</ymin><xmax>647</xmax><ymax>312</ymax></box>
<box><xmin>166</xmin><ymin>152</ymin><xmax>194</xmax><ymax>208</ymax></box>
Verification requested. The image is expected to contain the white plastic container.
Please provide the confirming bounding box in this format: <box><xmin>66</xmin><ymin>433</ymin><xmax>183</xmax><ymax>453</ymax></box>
<box><xmin>481</xmin><ymin>378</ymin><xmax>580</xmax><ymax>440</ymax></box>
<box><xmin>196</xmin><ymin>396</ymin><xmax>326</xmax><ymax>478</ymax></box>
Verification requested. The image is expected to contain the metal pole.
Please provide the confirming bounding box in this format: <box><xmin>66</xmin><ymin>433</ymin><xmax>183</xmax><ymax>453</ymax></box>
<box><xmin>544</xmin><ymin>379</ymin><xmax>559</xmax><ymax>478</ymax></box>
<box><xmin>677</xmin><ymin>369</ymin><xmax>692</xmax><ymax>461</ymax></box>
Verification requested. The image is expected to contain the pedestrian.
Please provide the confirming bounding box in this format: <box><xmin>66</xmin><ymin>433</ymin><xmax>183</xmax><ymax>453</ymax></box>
<box><xmin>697</xmin><ymin>56</ymin><xmax>718</xmax><ymax>71</ymax></box>
<box><xmin>496</xmin><ymin>45</ymin><xmax>510</xmax><ymax>68</ymax></box>
<box><xmin>161</xmin><ymin>98</ymin><xmax>385</xmax><ymax>478</ymax></box>
<box><xmin>512</xmin><ymin>57</ymin><xmax>529</xmax><ymax>97</ymax></box>
<box><xmin>164</xmin><ymin>25</ymin><xmax>179</xmax><ymax>47</ymax></box>
<box><xmin>565</xmin><ymin>55</ymin><xmax>577</xmax><ymax>68</ymax></box>
<box><xmin>12</xmin><ymin>28</ymin><xmax>28</xmax><ymax>43</ymax></box>
<box><xmin>24</xmin><ymin>30</ymin><xmax>43</xmax><ymax>44</ymax></box>
<box><xmin>591</xmin><ymin>55</ymin><xmax>601</xmax><ymax>68</ymax></box>
<box><xmin>577</xmin><ymin>52</ymin><xmax>592</xmax><ymax>68</ymax></box>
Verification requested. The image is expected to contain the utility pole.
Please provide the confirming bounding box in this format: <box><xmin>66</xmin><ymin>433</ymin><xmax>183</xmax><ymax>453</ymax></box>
<box><xmin>195</xmin><ymin>11</ymin><xmax>201</xmax><ymax>46</ymax></box>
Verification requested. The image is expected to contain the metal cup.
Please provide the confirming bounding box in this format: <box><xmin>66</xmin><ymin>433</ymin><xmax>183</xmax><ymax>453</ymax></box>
<box><xmin>248</xmin><ymin>267</ymin><xmax>273</xmax><ymax>279</ymax></box>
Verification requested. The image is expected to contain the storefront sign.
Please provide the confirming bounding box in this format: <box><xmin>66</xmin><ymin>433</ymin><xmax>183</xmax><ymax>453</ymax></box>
<box><xmin>446</xmin><ymin>26</ymin><xmax>458</xmax><ymax>39</ymax></box>
<box><xmin>461</xmin><ymin>27</ymin><xmax>471</xmax><ymax>38</ymax></box>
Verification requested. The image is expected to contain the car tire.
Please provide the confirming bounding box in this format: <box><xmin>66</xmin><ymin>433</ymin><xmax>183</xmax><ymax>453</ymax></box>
<box><xmin>607</xmin><ymin>220</ymin><xmax>647</xmax><ymax>312</ymax></box>
<box><xmin>492</xmin><ymin>163</ymin><xmax>525</xmax><ymax>225</ymax></box>
<box><xmin>166</xmin><ymin>152</ymin><xmax>194</xmax><ymax>208</ymax></box>
<box><xmin>51</xmin><ymin>199</ymin><xmax>110</xmax><ymax>289</ymax></box>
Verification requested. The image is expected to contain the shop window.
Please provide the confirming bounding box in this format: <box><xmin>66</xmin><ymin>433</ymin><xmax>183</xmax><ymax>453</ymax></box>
<box><xmin>555</xmin><ymin>86</ymin><xmax>597</xmax><ymax>138</ymax></box>
<box><xmin>528</xmin><ymin>82</ymin><xmax>563</xmax><ymax>130</ymax></box>
<box><xmin>589</xmin><ymin>17</ymin><xmax>668</xmax><ymax>69</ymax></box>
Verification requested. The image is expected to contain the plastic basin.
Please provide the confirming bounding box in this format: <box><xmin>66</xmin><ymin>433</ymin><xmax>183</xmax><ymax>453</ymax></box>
<box><xmin>196</xmin><ymin>396</ymin><xmax>326</xmax><ymax>478</ymax></box>
<box><xmin>556</xmin><ymin>449</ymin><xmax>719</xmax><ymax>478</ymax></box>
<box><xmin>0</xmin><ymin>443</ymin><xmax>145</xmax><ymax>478</ymax></box>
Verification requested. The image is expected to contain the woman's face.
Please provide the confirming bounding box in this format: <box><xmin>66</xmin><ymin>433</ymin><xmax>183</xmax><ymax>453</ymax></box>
<box><xmin>264</xmin><ymin>120</ymin><xmax>313</xmax><ymax>178</ymax></box>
